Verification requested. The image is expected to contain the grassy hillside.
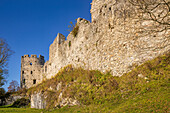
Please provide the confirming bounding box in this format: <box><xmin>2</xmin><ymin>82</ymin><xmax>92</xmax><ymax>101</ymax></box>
<box><xmin>26</xmin><ymin>52</ymin><xmax>170</xmax><ymax>112</ymax></box>
<box><xmin>1</xmin><ymin>53</ymin><xmax>169</xmax><ymax>113</ymax></box>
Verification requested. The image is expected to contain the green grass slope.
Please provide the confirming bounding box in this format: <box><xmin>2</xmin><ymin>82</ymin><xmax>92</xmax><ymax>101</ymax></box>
<box><xmin>49</xmin><ymin>53</ymin><xmax>170</xmax><ymax>112</ymax></box>
<box><xmin>0</xmin><ymin>105</ymin><xmax>43</xmax><ymax>113</ymax></box>
<box><xmin>1</xmin><ymin>53</ymin><xmax>169</xmax><ymax>113</ymax></box>
<box><xmin>28</xmin><ymin>52</ymin><xmax>169</xmax><ymax>112</ymax></box>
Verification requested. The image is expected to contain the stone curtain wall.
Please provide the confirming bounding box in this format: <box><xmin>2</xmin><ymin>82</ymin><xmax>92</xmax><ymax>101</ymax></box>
<box><xmin>42</xmin><ymin>0</ymin><xmax>169</xmax><ymax>79</ymax></box>
<box><xmin>22</xmin><ymin>0</ymin><xmax>169</xmax><ymax>88</ymax></box>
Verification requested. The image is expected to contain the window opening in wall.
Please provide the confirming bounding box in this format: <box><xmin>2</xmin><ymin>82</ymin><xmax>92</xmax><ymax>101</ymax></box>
<box><xmin>30</xmin><ymin>63</ymin><xmax>32</xmax><ymax>65</ymax></box>
<box><xmin>31</xmin><ymin>71</ymin><xmax>33</xmax><ymax>74</ymax></box>
<box><xmin>45</xmin><ymin>66</ymin><xmax>47</xmax><ymax>72</ymax></box>
<box><xmin>109</xmin><ymin>7</ymin><xmax>111</xmax><ymax>11</ymax></box>
<box><xmin>22</xmin><ymin>71</ymin><xmax>24</xmax><ymax>74</ymax></box>
<box><xmin>69</xmin><ymin>41</ymin><xmax>71</xmax><ymax>47</ymax></box>
<box><xmin>33</xmin><ymin>79</ymin><xmax>36</xmax><ymax>84</ymax></box>
<box><xmin>100</xmin><ymin>9</ymin><xmax>102</xmax><ymax>13</ymax></box>
<box><xmin>23</xmin><ymin>79</ymin><xmax>25</xmax><ymax>84</ymax></box>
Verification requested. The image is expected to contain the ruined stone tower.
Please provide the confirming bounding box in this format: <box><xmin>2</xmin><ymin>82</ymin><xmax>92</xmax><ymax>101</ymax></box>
<box><xmin>20</xmin><ymin>55</ymin><xmax>45</xmax><ymax>89</ymax></box>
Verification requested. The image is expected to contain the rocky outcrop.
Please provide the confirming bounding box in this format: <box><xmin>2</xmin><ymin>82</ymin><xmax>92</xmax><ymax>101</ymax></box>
<box><xmin>31</xmin><ymin>81</ymin><xmax>80</xmax><ymax>109</ymax></box>
<box><xmin>31</xmin><ymin>93</ymin><xmax>46</xmax><ymax>109</ymax></box>
<box><xmin>31</xmin><ymin>93</ymin><xmax>80</xmax><ymax>109</ymax></box>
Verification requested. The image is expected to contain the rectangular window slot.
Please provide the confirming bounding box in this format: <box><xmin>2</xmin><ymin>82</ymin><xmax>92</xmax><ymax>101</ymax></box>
<box><xmin>33</xmin><ymin>79</ymin><xmax>36</xmax><ymax>84</ymax></box>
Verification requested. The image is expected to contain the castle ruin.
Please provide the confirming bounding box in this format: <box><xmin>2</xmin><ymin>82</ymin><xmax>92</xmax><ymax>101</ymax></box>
<box><xmin>21</xmin><ymin>0</ymin><xmax>170</xmax><ymax>89</ymax></box>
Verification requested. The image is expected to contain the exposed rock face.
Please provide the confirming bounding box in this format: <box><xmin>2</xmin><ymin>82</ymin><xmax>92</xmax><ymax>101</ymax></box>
<box><xmin>27</xmin><ymin>0</ymin><xmax>170</xmax><ymax>109</ymax></box>
<box><xmin>30</xmin><ymin>82</ymin><xmax>80</xmax><ymax>109</ymax></box>
<box><xmin>31</xmin><ymin>93</ymin><xmax>46</xmax><ymax>109</ymax></box>
<box><xmin>58</xmin><ymin>98</ymin><xmax>80</xmax><ymax>107</ymax></box>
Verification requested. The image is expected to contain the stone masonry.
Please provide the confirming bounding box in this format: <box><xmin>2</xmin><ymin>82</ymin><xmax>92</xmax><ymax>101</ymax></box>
<box><xmin>21</xmin><ymin>0</ymin><xmax>170</xmax><ymax>89</ymax></box>
<box><xmin>20</xmin><ymin>55</ymin><xmax>45</xmax><ymax>89</ymax></box>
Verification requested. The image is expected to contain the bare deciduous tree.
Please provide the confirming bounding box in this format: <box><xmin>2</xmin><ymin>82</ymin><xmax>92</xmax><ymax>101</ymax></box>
<box><xmin>128</xmin><ymin>0</ymin><xmax>169</xmax><ymax>32</ymax></box>
<box><xmin>0</xmin><ymin>39</ymin><xmax>13</xmax><ymax>87</ymax></box>
<box><xmin>8</xmin><ymin>80</ymin><xmax>19</xmax><ymax>92</ymax></box>
<box><xmin>126</xmin><ymin>0</ymin><xmax>170</xmax><ymax>50</ymax></box>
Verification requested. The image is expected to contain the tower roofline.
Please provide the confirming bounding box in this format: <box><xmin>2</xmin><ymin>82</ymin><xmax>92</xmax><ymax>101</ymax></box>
<box><xmin>22</xmin><ymin>54</ymin><xmax>45</xmax><ymax>58</ymax></box>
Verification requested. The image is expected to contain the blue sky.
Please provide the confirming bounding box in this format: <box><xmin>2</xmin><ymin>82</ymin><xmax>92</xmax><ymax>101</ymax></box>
<box><xmin>0</xmin><ymin>0</ymin><xmax>92</xmax><ymax>91</ymax></box>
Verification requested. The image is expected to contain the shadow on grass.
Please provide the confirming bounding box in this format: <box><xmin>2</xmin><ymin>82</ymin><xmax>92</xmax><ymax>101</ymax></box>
<box><xmin>0</xmin><ymin>98</ymin><xmax>30</xmax><ymax>108</ymax></box>
<box><xmin>0</xmin><ymin>105</ymin><xmax>30</xmax><ymax>109</ymax></box>
<box><xmin>0</xmin><ymin>105</ymin><xmax>14</xmax><ymax>108</ymax></box>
